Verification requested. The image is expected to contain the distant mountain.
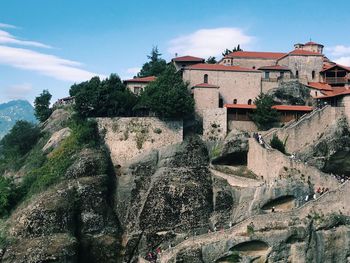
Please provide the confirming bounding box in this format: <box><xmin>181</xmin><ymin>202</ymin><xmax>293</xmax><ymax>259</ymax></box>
<box><xmin>0</xmin><ymin>100</ymin><xmax>37</xmax><ymax>139</ymax></box>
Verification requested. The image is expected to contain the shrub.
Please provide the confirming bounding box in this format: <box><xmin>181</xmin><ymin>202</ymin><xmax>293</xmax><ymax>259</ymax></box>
<box><xmin>0</xmin><ymin>176</ymin><xmax>17</xmax><ymax>216</ymax></box>
<box><xmin>0</xmin><ymin>121</ymin><xmax>41</xmax><ymax>158</ymax></box>
<box><xmin>270</xmin><ymin>134</ymin><xmax>286</xmax><ymax>154</ymax></box>
<box><xmin>251</xmin><ymin>93</ymin><xmax>280</xmax><ymax>130</ymax></box>
<box><xmin>138</xmin><ymin>65</ymin><xmax>194</xmax><ymax>119</ymax></box>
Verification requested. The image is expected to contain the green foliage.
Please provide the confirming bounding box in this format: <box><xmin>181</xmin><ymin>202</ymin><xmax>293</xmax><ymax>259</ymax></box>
<box><xmin>0</xmin><ymin>120</ymin><xmax>41</xmax><ymax>167</ymax></box>
<box><xmin>138</xmin><ymin>65</ymin><xmax>194</xmax><ymax>119</ymax></box>
<box><xmin>222</xmin><ymin>44</ymin><xmax>243</xmax><ymax>56</ymax></box>
<box><xmin>206</xmin><ymin>56</ymin><xmax>217</xmax><ymax>64</ymax></box>
<box><xmin>0</xmin><ymin>177</ymin><xmax>17</xmax><ymax>216</ymax></box>
<box><xmin>270</xmin><ymin>134</ymin><xmax>286</xmax><ymax>154</ymax></box>
<box><xmin>137</xmin><ymin>46</ymin><xmax>167</xmax><ymax>77</ymax></box>
<box><xmin>247</xmin><ymin>224</ymin><xmax>254</xmax><ymax>235</ymax></box>
<box><xmin>34</xmin><ymin>90</ymin><xmax>52</xmax><ymax>122</ymax></box>
<box><xmin>71</xmin><ymin>74</ymin><xmax>138</xmax><ymax>118</ymax></box>
<box><xmin>251</xmin><ymin>93</ymin><xmax>280</xmax><ymax>130</ymax></box>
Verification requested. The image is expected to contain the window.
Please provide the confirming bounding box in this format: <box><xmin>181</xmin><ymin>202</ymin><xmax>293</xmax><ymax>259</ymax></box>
<box><xmin>233</xmin><ymin>99</ymin><xmax>237</xmax><ymax>104</ymax></box>
<box><xmin>204</xmin><ymin>74</ymin><xmax>208</xmax><ymax>83</ymax></box>
<box><xmin>312</xmin><ymin>70</ymin><xmax>315</xmax><ymax>79</ymax></box>
<box><xmin>296</xmin><ymin>70</ymin><xmax>299</xmax><ymax>78</ymax></box>
<box><xmin>252</xmin><ymin>66</ymin><xmax>256</xmax><ymax>69</ymax></box>
<box><xmin>219</xmin><ymin>98</ymin><xmax>223</xmax><ymax>108</ymax></box>
<box><xmin>248</xmin><ymin>99</ymin><xmax>252</xmax><ymax>105</ymax></box>
<box><xmin>315</xmin><ymin>91</ymin><xmax>318</xmax><ymax>96</ymax></box>
<box><xmin>264</xmin><ymin>71</ymin><xmax>270</xmax><ymax>79</ymax></box>
<box><xmin>134</xmin><ymin>86</ymin><xmax>141</xmax><ymax>95</ymax></box>
<box><xmin>280</xmin><ymin>71</ymin><xmax>284</xmax><ymax>78</ymax></box>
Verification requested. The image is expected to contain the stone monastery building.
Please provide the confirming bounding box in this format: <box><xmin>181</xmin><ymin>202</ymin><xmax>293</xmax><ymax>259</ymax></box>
<box><xmin>124</xmin><ymin>41</ymin><xmax>350</xmax><ymax>136</ymax></box>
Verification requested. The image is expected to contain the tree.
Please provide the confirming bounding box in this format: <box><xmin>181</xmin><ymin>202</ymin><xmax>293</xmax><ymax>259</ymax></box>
<box><xmin>138</xmin><ymin>65</ymin><xmax>194</xmax><ymax>119</ymax></box>
<box><xmin>34</xmin><ymin>90</ymin><xmax>52</xmax><ymax>122</ymax></box>
<box><xmin>270</xmin><ymin>134</ymin><xmax>286</xmax><ymax>154</ymax></box>
<box><xmin>251</xmin><ymin>93</ymin><xmax>280</xmax><ymax>130</ymax></box>
<box><xmin>137</xmin><ymin>47</ymin><xmax>167</xmax><ymax>77</ymax></box>
<box><xmin>206</xmin><ymin>56</ymin><xmax>217</xmax><ymax>64</ymax></box>
<box><xmin>0</xmin><ymin>120</ymin><xmax>41</xmax><ymax>158</ymax></box>
<box><xmin>222</xmin><ymin>44</ymin><xmax>243</xmax><ymax>56</ymax></box>
<box><xmin>72</xmin><ymin>74</ymin><xmax>138</xmax><ymax>118</ymax></box>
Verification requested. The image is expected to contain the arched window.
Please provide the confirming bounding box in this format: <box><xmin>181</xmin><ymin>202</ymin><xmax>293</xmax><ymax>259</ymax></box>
<box><xmin>312</xmin><ymin>70</ymin><xmax>315</xmax><ymax>79</ymax></box>
<box><xmin>248</xmin><ymin>99</ymin><xmax>252</xmax><ymax>105</ymax></box>
<box><xmin>233</xmin><ymin>99</ymin><xmax>237</xmax><ymax>104</ymax></box>
<box><xmin>296</xmin><ymin>70</ymin><xmax>299</xmax><ymax>78</ymax></box>
<box><xmin>204</xmin><ymin>74</ymin><xmax>208</xmax><ymax>83</ymax></box>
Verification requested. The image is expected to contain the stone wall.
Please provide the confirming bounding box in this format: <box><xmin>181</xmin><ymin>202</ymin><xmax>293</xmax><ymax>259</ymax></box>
<box><xmin>97</xmin><ymin>117</ymin><xmax>183</xmax><ymax>166</ymax></box>
<box><xmin>193</xmin><ymin>87</ymin><xmax>219</xmax><ymax>115</ymax></box>
<box><xmin>183</xmin><ymin>69</ymin><xmax>261</xmax><ymax>105</ymax></box>
<box><xmin>340</xmin><ymin>95</ymin><xmax>350</xmax><ymax>124</ymax></box>
<box><xmin>228</xmin><ymin>120</ymin><xmax>258</xmax><ymax>132</ymax></box>
<box><xmin>247</xmin><ymin>139</ymin><xmax>338</xmax><ymax>188</ymax></box>
<box><xmin>203</xmin><ymin>108</ymin><xmax>227</xmax><ymax>141</ymax></box>
<box><xmin>264</xmin><ymin>106</ymin><xmax>344</xmax><ymax>153</ymax></box>
<box><xmin>220</xmin><ymin>57</ymin><xmax>277</xmax><ymax>69</ymax></box>
<box><xmin>278</xmin><ymin>55</ymin><xmax>323</xmax><ymax>83</ymax></box>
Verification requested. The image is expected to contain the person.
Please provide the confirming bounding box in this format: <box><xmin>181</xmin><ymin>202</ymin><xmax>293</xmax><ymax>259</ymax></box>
<box><xmin>313</xmin><ymin>193</ymin><xmax>317</xmax><ymax>200</ymax></box>
<box><xmin>213</xmin><ymin>226</ymin><xmax>217</xmax><ymax>232</ymax></box>
<box><xmin>271</xmin><ymin>206</ymin><xmax>275</xmax><ymax>213</ymax></box>
<box><xmin>156</xmin><ymin>247</ymin><xmax>162</xmax><ymax>255</ymax></box>
<box><xmin>305</xmin><ymin>195</ymin><xmax>309</xmax><ymax>202</ymax></box>
<box><xmin>229</xmin><ymin>221</ymin><xmax>232</xmax><ymax>228</ymax></box>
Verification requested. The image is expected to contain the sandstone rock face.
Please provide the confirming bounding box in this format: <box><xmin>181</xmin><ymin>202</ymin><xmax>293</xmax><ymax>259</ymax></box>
<box><xmin>1</xmin><ymin>147</ymin><xmax>120</xmax><ymax>263</ymax></box>
<box><xmin>42</xmin><ymin>109</ymin><xmax>72</xmax><ymax>134</ymax></box>
<box><xmin>267</xmin><ymin>80</ymin><xmax>312</xmax><ymax>105</ymax></box>
<box><xmin>299</xmin><ymin>117</ymin><xmax>350</xmax><ymax>176</ymax></box>
<box><xmin>210</xmin><ymin>129</ymin><xmax>249</xmax><ymax>165</ymax></box>
<box><xmin>42</xmin><ymin>127</ymin><xmax>72</xmax><ymax>153</ymax></box>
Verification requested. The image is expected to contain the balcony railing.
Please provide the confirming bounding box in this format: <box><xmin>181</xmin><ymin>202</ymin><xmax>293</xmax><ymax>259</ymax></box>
<box><xmin>324</xmin><ymin>77</ymin><xmax>348</xmax><ymax>84</ymax></box>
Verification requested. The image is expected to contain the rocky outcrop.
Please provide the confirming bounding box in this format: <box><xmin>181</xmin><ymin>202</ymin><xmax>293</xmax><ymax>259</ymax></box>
<box><xmin>210</xmin><ymin>129</ymin><xmax>249</xmax><ymax>165</ymax></box>
<box><xmin>1</xmin><ymin>147</ymin><xmax>121</xmax><ymax>263</ymax></box>
<box><xmin>42</xmin><ymin>127</ymin><xmax>72</xmax><ymax>153</ymax></box>
<box><xmin>299</xmin><ymin>117</ymin><xmax>350</xmax><ymax>176</ymax></box>
<box><xmin>267</xmin><ymin>80</ymin><xmax>313</xmax><ymax>106</ymax></box>
<box><xmin>42</xmin><ymin>109</ymin><xmax>72</xmax><ymax>134</ymax></box>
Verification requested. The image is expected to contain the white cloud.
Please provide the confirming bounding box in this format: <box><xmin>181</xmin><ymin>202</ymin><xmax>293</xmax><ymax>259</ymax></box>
<box><xmin>0</xmin><ymin>23</ymin><xmax>17</xmax><ymax>29</ymax></box>
<box><xmin>326</xmin><ymin>45</ymin><xmax>350</xmax><ymax>57</ymax></box>
<box><xmin>334</xmin><ymin>57</ymin><xmax>350</xmax><ymax>67</ymax></box>
<box><xmin>0</xmin><ymin>29</ymin><xmax>52</xmax><ymax>48</ymax></box>
<box><xmin>0</xmin><ymin>45</ymin><xmax>106</xmax><ymax>82</ymax></box>
<box><xmin>326</xmin><ymin>45</ymin><xmax>350</xmax><ymax>66</ymax></box>
<box><xmin>5</xmin><ymin>83</ymin><xmax>33</xmax><ymax>100</ymax></box>
<box><xmin>168</xmin><ymin>27</ymin><xmax>254</xmax><ymax>58</ymax></box>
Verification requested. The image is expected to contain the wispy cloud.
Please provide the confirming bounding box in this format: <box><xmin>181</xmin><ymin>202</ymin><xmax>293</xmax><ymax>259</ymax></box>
<box><xmin>168</xmin><ymin>27</ymin><xmax>254</xmax><ymax>58</ymax></box>
<box><xmin>0</xmin><ymin>22</ymin><xmax>105</xmax><ymax>82</ymax></box>
<box><xmin>0</xmin><ymin>23</ymin><xmax>18</xmax><ymax>29</ymax></box>
<box><xmin>0</xmin><ymin>45</ymin><xmax>105</xmax><ymax>82</ymax></box>
<box><xmin>126</xmin><ymin>67</ymin><xmax>141</xmax><ymax>74</ymax></box>
<box><xmin>0</xmin><ymin>29</ymin><xmax>52</xmax><ymax>48</ymax></box>
<box><xmin>5</xmin><ymin>83</ymin><xmax>33</xmax><ymax>100</ymax></box>
<box><xmin>326</xmin><ymin>45</ymin><xmax>350</xmax><ymax>66</ymax></box>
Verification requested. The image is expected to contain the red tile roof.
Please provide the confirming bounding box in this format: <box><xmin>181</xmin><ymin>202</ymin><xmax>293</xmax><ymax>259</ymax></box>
<box><xmin>288</xmin><ymin>49</ymin><xmax>323</xmax><ymax>56</ymax></box>
<box><xmin>124</xmin><ymin>76</ymin><xmax>156</xmax><ymax>83</ymax></box>
<box><xmin>306</xmin><ymin>82</ymin><xmax>333</xmax><ymax>91</ymax></box>
<box><xmin>317</xmin><ymin>87</ymin><xmax>350</xmax><ymax>99</ymax></box>
<box><xmin>225</xmin><ymin>51</ymin><xmax>286</xmax><ymax>60</ymax></box>
<box><xmin>258</xmin><ymin>65</ymin><xmax>291</xmax><ymax>71</ymax></box>
<box><xmin>186</xmin><ymin>63</ymin><xmax>260</xmax><ymax>72</ymax></box>
<box><xmin>172</xmin><ymin>55</ymin><xmax>205</xmax><ymax>62</ymax></box>
<box><xmin>224</xmin><ymin>104</ymin><xmax>313</xmax><ymax>111</ymax></box>
<box><xmin>305</xmin><ymin>41</ymin><xmax>323</xmax><ymax>46</ymax></box>
<box><xmin>193</xmin><ymin>83</ymin><xmax>219</xmax><ymax>88</ymax></box>
<box><xmin>320</xmin><ymin>63</ymin><xmax>350</xmax><ymax>73</ymax></box>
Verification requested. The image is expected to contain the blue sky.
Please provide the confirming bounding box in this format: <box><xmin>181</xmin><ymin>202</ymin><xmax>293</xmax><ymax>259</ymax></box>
<box><xmin>1</xmin><ymin>0</ymin><xmax>350</xmax><ymax>104</ymax></box>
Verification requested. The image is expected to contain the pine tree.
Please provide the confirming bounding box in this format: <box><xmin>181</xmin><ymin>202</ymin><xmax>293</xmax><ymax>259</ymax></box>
<box><xmin>251</xmin><ymin>93</ymin><xmax>280</xmax><ymax>130</ymax></box>
<box><xmin>34</xmin><ymin>90</ymin><xmax>52</xmax><ymax>122</ymax></box>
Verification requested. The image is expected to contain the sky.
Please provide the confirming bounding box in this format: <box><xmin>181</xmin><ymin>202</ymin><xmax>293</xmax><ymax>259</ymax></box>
<box><xmin>1</xmin><ymin>0</ymin><xmax>350</xmax><ymax>104</ymax></box>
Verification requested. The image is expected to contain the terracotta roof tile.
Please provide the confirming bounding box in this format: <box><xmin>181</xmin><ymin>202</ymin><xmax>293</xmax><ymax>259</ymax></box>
<box><xmin>288</xmin><ymin>49</ymin><xmax>323</xmax><ymax>56</ymax></box>
<box><xmin>305</xmin><ymin>41</ymin><xmax>323</xmax><ymax>46</ymax></box>
<box><xmin>193</xmin><ymin>83</ymin><xmax>219</xmax><ymax>88</ymax></box>
<box><xmin>124</xmin><ymin>76</ymin><xmax>156</xmax><ymax>83</ymax></box>
<box><xmin>225</xmin><ymin>51</ymin><xmax>286</xmax><ymax>59</ymax></box>
<box><xmin>186</xmin><ymin>63</ymin><xmax>260</xmax><ymax>72</ymax></box>
<box><xmin>172</xmin><ymin>56</ymin><xmax>205</xmax><ymax>62</ymax></box>
<box><xmin>307</xmin><ymin>82</ymin><xmax>333</xmax><ymax>91</ymax></box>
<box><xmin>258</xmin><ymin>65</ymin><xmax>291</xmax><ymax>71</ymax></box>
<box><xmin>224</xmin><ymin>104</ymin><xmax>313</xmax><ymax>111</ymax></box>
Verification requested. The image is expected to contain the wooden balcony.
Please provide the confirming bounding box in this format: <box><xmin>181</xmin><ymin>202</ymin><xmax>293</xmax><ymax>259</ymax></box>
<box><xmin>324</xmin><ymin>77</ymin><xmax>348</xmax><ymax>84</ymax></box>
